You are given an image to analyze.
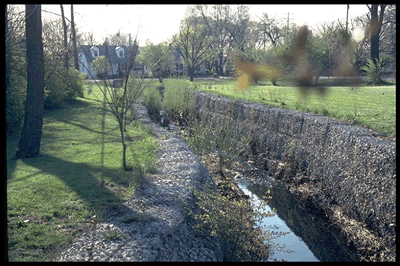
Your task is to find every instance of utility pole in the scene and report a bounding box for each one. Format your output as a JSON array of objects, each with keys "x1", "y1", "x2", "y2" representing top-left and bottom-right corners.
[{"x1": 285, "y1": 12, "x2": 294, "y2": 42}]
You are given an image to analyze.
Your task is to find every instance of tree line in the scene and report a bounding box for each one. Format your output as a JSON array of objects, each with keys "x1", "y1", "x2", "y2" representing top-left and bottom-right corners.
[
  {"x1": 136, "y1": 5, "x2": 395, "y2": 85},
  {"x1": 172, "y1": 5, "x2": 395, "y2": 84}
]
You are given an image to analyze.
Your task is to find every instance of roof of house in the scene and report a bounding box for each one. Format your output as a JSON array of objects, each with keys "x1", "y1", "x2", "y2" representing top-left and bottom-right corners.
[{"x1": 79, "y1": 45, "x2": 134, "y2": 64}]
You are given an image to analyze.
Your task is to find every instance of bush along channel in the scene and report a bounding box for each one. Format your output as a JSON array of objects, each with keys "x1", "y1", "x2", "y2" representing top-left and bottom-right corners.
[{"x1": 142, "y1": 83, "x2": 395, "y2": 262}]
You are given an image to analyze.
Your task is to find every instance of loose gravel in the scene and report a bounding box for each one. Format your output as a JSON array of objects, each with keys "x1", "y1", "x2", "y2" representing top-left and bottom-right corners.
[{"x1": 56, "y1": 103, "x2": 223, "y2": 262}]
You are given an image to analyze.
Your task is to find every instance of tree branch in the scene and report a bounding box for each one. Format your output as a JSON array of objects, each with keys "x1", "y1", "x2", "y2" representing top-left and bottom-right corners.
[{"x1": 42, "y1": 9, "x2": 72, "y2": 24}]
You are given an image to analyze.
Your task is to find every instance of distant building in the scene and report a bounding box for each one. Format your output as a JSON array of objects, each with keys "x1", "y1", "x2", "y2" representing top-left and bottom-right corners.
[
  {"x1": 78, "y1": 45, "x2": 149, "y2": 79},
  {"x1": 78, "y1": 44, "x2": 211, "y2": 79}
]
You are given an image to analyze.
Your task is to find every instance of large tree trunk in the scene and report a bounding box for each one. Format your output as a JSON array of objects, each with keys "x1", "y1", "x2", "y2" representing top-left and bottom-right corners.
[
  {"x1": 71, "y1": 4, "x2": 79, "y2": 71},
  {"x1": 16, "y1": 4, "x2": 44, "y2": 158},
  {"x1": 369, "y1": 4, "x2": 386, "y2": 63},
  {"x1": 370, "y1": 5, "x2": 379, "y2": 62},
  {"x1": 60, "y1": 4, "x2": 69, "y2": 69}
]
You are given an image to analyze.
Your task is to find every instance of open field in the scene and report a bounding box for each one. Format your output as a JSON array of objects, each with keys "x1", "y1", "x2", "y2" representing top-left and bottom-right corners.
[
  {"x1": 7, "y1": 85, "x2": 158, "y2": 261},
  {"x1": 191, "y1": 78, "x2": 396, "y2": 139}
]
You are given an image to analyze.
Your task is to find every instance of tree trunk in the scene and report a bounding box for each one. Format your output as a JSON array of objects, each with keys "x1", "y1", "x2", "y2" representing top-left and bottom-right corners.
[
  {"x1": 119, "y1": 120, "x2": 128, "y2": 171},
  {"x1": 16, "y1": 4, "x2": 44, "y2": 158},
  {"x1": 370, "y1": 5, "x2": 379, "y2": 62},
  {"x1": 369, "y1": 4, "x2": 386, "y2": 63},
  {"x1": 71, "y1": 4, "x2": 79, "y2": 71},
  {"x1": 5, "y1": 5, "x2": 12, "y2": 92},
  {"x1": 220, "y1": 52, "x2": 224, "y2": 76},
  {"x1": 60, "y1": 4, "x2": 69, "y2": 69},
  {"x1": 189, "y1": 68, "x2": 194, "y2": 82}
]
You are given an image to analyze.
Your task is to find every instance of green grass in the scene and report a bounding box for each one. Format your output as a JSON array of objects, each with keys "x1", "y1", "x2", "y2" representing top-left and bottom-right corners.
[
  {"x1": 192, "y1": 78, "x2": 396, "y2": 139},
  {"x1": 7, "y1": 84, "x2": 158, "y2": 261}
]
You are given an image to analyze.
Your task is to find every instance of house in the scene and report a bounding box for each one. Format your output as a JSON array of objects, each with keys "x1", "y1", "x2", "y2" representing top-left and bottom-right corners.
[
  {"x1": 78, "y1": 45, "x2": 149, "y2": 79},
  {"x1": 78, "y1": 44, "x2": 209, "y2": 79}
]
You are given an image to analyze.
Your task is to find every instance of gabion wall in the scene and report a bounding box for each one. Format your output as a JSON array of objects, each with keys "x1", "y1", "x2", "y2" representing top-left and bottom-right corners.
[{"x1": 193, "y1": 91, "x2": 396, "y2": 251}]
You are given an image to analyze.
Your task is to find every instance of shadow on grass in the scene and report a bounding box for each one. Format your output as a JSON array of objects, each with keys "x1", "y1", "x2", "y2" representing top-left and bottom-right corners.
[
  {"x1": 55, "y1": 118, "x2": 118, "y2": 136},
  {"x1": 9, "y1": 153, "x2": 136, "y2": 218},
  {"x1": 43, "y1": 98, "x2": 121, "y2": 139},
  {"x1": 7, "y1": 97, "x2": 142, "y2": 217}
]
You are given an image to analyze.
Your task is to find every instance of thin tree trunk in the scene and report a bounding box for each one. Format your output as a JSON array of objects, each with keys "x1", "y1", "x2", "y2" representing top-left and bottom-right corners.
[
  {"x1": 5, "y1": 5, "x2": 12, "y2": 92},
  {"x1": 219, "y1": 52, "x2": 224, "y2": 76},
  {"x1": 60, "y1": 4, "x2": 69, "y2": 69},
  {"x1": 119, "y1": 41, "x2": 138, "y2": 171},
  {"x1": 71, "y1": 4, "x2": 79, "y2": 71},
  {"x1": 16, "y1": 4, "x2": 44, "y2": 158},
  {"x1": 119, "y1": 120, "x2": 128, "y2": 170}
]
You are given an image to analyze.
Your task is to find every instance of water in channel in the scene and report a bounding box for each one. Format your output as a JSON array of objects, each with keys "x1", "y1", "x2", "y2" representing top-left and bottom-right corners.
[{"x1": 235, "y1": 177, "x2": 355, "y2": 262}]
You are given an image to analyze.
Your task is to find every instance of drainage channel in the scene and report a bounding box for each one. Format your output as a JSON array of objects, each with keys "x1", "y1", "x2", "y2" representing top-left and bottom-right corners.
[
  {"x1": 235, "y1": 177, "x2": 356, "y2": 262},
  {"x1": 148, "y1": 109, "x2": 358, "y2": 262}
]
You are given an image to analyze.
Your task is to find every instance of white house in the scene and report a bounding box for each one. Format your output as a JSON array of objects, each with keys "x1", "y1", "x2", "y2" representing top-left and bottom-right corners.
[{"x1": 78, "y1": 45, "x2": 149, "y2": 79}]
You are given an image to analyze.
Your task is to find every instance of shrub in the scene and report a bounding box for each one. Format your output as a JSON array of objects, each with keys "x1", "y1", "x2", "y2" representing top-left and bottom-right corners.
[
  {"x1": 44, "y1": 72, "x2": 66, "y2": 109},
  {"x1": 162, "y1": 80, "x2": 196, "y2": 125},
  {"x1": 183, "y1": 103, "x2": 252, "y2": 178},
  {"x1": 142, "y1": 85, "x2": 163, "y2": 122},
  {"x1": 44, "y1": 68, "x2": 86, "y2": 109},
  {"x1": 6, "y1": 54, "x2": 27, "y2": 134},
  {"x1": 361, "y1": 58, "x2": 388, "y2": 86},
  {"x1": 6, "y1": 70, "x2": 27, "y2": 134},
  {"x1": 64, "y1": 68, "x2": 85, "y2": 100},
  {"x1": 191, "y1": 188, "x2": 275, "y2": 261}
]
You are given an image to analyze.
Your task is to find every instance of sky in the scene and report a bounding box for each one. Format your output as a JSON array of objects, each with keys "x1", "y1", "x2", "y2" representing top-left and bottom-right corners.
[{"x1": 38, "y1": 4, "x2": 370, "y2": 45}]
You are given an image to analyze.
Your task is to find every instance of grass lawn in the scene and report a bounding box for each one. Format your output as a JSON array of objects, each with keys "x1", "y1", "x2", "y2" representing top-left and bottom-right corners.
[
  {"x1": 6, "y1": 84, "x2": 158, "y2": 261},
  {"x1": 191, "y1": 78, "x2": 396, "y2": 139}
]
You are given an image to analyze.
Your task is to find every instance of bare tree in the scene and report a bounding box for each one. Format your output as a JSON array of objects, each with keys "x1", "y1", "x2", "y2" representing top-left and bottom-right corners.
[
  {"x1": 80, "y1": 38, "x2": 153, "y2": 170},
  {"x1": 82, "y1": 32, "x2": 97, "y2": 46},
  {"x1": 255, "y1": 13, "x2": 284, "y2": 48},
  {"x1": 106, "y1": 30, "x2": 130, "y2": 46},
  {"x1": 16, "y1": 4, "x2": 45, "y2": 158}
]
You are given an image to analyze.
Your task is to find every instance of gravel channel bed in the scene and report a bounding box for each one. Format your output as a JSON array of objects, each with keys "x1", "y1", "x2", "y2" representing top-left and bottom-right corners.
[{"x1": 56, "y1": 103, "x2": 222, "y2": 262}]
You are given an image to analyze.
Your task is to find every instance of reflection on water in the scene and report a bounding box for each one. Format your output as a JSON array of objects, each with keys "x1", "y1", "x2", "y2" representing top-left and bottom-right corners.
[{"x1": 236, "y1": 177, "x2": 357, "y2": 262}]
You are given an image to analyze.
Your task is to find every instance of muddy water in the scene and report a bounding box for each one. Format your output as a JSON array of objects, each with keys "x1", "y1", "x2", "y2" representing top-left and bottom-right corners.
[{"x1": 235, "y1": 177, "x2": 356, "y2": 262}]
